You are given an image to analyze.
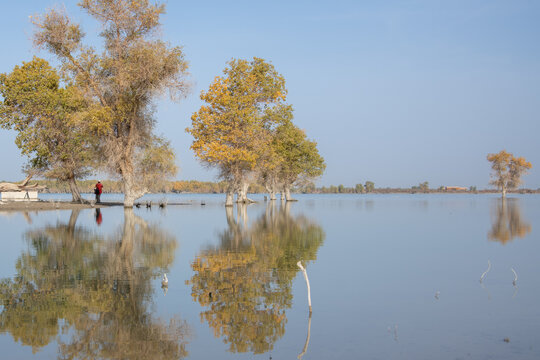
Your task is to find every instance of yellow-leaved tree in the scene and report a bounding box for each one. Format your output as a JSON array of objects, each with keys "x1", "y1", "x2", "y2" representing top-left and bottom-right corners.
[
  {"x1": 487, "y1": 150, "x2": 532, "y2": 197},
  {"x1": 187, "y1": 58, "x2": 286, "y2": 206}
]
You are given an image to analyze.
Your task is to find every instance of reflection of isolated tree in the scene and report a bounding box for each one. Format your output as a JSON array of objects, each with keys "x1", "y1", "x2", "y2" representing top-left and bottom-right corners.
[
  {"x1": 488, "y1": 198, "x2": 531, "y2": 244},
  {"x1": 0, "y1": 209, "x2": 189, "y2": 358},
  {"x1": 188, "y1": 203, "x2": 324, "y2": 354}
]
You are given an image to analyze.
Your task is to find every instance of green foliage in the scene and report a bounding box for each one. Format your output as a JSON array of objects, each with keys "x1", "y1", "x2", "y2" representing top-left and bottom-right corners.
[
  {"x1": 0, "y1": 57, "x2": 95, "y2": 183},
  {"x1": 364, "y1": 181, "x2": 375, "y2": 193},
  {"x1": 412, "y1": 181, "x2": 429, "y2": 192},
  {"x1": 270, "y1": 109, "x2": 325, "y2": 189},
  {"x1": 355, "y1": 183, "x2": 364, "y2": 193}
]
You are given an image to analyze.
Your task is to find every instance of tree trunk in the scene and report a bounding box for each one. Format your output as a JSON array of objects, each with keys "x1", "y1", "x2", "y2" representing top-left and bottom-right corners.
[
  {"x1": 225, "y1": 190, "x2": 234, "y2": 207},
  {"x1": 265, "y1": 180, "x2": 278, "y2": 201},
  {"x1": 67, "y1": 176, "x2": 83, "y2": 203},
  {"x1": 502, "y1": 186, "x2": 507, "y2": 198},
  {"x1": 122, "y1": 171, "x2": 147, "y2": 207},
  {"x1": 284, "y1": 186, "x2": 293, "y2": 201},
  {"x1": 236, "y1": 181, "x2": 255, "y2": 203}
]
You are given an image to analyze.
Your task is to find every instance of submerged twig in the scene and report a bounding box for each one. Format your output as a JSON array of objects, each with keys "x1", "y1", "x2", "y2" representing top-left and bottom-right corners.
[{"x1": 480, "y1": 260, "x2": 491, "y2": 283}]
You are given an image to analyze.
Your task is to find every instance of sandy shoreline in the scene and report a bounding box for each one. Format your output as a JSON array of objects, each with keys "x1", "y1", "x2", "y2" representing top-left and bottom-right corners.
[
  {"x1": 0, "y1": 200, "x2": 120, "y2": 211},
  {"x1": 0, "y1": 199, "x2": 194, "y2": 211}
]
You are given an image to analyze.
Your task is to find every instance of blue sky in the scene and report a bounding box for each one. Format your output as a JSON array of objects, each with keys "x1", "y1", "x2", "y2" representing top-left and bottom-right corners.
[{"x1": 1, "y1": 0, "x2": 539, "y2": 189}]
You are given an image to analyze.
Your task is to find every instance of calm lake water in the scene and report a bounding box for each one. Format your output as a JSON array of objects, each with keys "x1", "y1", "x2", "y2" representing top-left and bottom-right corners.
[{"x1": 0, "y1": 193, "x2": 539, "y2": 359}]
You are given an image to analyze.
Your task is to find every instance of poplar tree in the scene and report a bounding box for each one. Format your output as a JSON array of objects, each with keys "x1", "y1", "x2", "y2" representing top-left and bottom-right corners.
[
  {"x1": 188, "y1": 58, "x2": 286, "y2": 206},
  {"x1": 272, "y1": 117, "x2": 325, "y2": 201},
  {"x1": 0, "y1": 57, "x2": 97, "y2": 202},
  {"x1": 33, "y1": 0, "x2": 189, "y2": 206},
  {"x1": 487, "y1": 150, "x2": 532, "y2": 197}
]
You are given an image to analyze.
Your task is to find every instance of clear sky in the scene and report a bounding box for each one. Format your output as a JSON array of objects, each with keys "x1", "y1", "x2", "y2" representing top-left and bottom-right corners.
[{"x1": 1, "y1": 0, "x2": 539, "y2": 189}]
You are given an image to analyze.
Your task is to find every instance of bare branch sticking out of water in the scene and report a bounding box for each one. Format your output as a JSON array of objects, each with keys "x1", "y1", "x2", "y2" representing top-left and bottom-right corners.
[
  {"x1": 511, "y1": 267, "x2": 518, "y2": 286},
  {"x1": 480, "y1": 260, "x2": 491, "y2": 283},
  {"x1": 297, "y1": 261, "x2": 312, "y2": 314}
]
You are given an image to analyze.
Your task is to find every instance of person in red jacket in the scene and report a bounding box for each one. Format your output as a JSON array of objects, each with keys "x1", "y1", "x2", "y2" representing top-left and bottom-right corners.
[{"x1": 94, "y1": 181, "x2": 103, "y2": 203}]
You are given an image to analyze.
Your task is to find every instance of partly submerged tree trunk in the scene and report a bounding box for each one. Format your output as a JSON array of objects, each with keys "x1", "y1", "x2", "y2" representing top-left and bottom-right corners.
[
  {"x1": 67, "y1": 176, "x2": 83, "y2": 203},
  {"x1": 225, "y1": 189, "x2": 234, "y2": 207},
  {"x1": 284, "y1": 186, "x2": 294, "y2": 201},
  {"x1": 237, "y1": 181, "x2": 255, "y2": 203},
  {"x1": 502, "y1": 186, "x2": 507, "y2": 198},
  {"x1": 121, "y1": 164, "x2": 147, "y2": 208},
  {"x1": 237, "y1": 181, "x2": 248, "y2": 203},
  {"x1": 265, "y1": 179, "x2": 278, "y2": 201}
]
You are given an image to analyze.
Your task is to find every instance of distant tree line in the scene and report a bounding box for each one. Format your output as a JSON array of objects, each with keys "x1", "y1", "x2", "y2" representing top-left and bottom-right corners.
[{"x1": 28, "y1": 179, "x2": 539, "y2": 195}]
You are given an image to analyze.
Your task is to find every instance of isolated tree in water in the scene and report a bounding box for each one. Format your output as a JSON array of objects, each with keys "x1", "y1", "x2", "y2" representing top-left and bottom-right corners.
[
  {"x1": 188, "y1": 58, "x2": 286, "y2": 206},
  {"x1": 487, "y1": 150, "x2": 532, "y2": 197},
  {"x1": 0, "y1": 57, "x2": 99, "y2": 202},
  {"x1": 33, "y1": 0, "x2": 188, "y2": 206}
]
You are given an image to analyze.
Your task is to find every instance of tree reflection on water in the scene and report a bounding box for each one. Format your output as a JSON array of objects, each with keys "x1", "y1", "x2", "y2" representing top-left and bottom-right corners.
[
  {"x1": 0, "y1": 209, "x2": 190, "y2": 359},
  {"x1": 188, "y1": 202, "x2": 325, "y2": 355},
  {"x1": 488, "y1": 198, "x2": 531, "y2": 244}
]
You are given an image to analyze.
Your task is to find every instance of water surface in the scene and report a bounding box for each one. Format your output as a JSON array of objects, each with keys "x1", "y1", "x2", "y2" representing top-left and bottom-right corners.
[{"x1": 0, "y1": 194, "x2": 539, "y2": 359}]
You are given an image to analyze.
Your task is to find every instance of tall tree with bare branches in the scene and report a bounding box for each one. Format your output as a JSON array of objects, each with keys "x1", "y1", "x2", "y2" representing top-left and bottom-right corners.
[{"x1": 33, "y1": 0, "x2": 189, "y2": 206}]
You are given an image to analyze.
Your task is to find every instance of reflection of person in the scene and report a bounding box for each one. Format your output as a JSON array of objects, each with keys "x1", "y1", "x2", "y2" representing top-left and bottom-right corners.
[
  {"x1": 94, "y1": 181, "x2": 103, "y2": 203},
  {"x1": 95, "y1": 208, "x2": 102, "y2": 226}
]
